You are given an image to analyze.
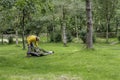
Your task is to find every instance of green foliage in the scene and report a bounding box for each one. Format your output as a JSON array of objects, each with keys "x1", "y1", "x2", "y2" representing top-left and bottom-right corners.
[
  {"x1": 117, "y1": 35, "x2": 120, "y2": 42},
  {"x1": 0, "y1": 0, "x2": 120, "y2": 45},
  {"x1": 79, "y1": 30, "x2": 96, "y2": 43},
  {"x1": 66, "y1": 32, "x2": 72, "y2": 42},
  {"x1": 54, "y1": 32, "x2": 62, "y2": 42},
  {"x1": 50, "y1": 31, "x2": 72, "y2": 43},
  {"x1": 50, "y1": 32, "x2": 61, "y2": 42},
  {"x1": 93, "y1": 0, "x2": 119, "y2": 33},
  {"x1": 0, "y1": 0, "x2": 15, "y2": 9},
  {"x1": 79, "y1": 30, "x2": 87, "y2": 43},
  {"x1": 93, "y1": 35, "x2": 96, "y2": 43},
  {"x1": 8, "y1": 36, "x2": 14, "y2": 44}
]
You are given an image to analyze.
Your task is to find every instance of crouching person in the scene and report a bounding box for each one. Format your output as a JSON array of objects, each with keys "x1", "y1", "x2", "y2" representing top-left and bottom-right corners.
[
  {"x1": 26, "y1": 35, "x2": 54, "y2": 57},
  {"x1": 27, "y1": 35, "x2": 39, "y2": 57}
]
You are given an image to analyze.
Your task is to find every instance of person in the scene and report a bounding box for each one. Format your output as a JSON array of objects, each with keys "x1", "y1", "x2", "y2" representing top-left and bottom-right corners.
[
  {"x1": 27, "y1": 35, "x2": 39, "y2": 47},
  {"x1": 26, "y1": 35, "x2": 54, "y2": 57},
  {"x1": 26, "y1": 35, "x2": 39, "y2": 56}
]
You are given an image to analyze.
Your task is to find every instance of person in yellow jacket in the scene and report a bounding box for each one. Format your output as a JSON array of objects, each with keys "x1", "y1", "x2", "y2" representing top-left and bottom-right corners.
[
  {"x1": 26, "y1": 35, "x2": 39, "y2": 56},
  {"x1": 26, "y1": 35, "x2": 54, "y2": 57},
  {"x1": 27, "y1": 35, "x2": 39, "y2": 47}
]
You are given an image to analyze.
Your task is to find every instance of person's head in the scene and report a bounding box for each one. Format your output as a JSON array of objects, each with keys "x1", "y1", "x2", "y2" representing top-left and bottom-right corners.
[{"x1": 36, "y1": 36, "x2": 39, "y2": 41}]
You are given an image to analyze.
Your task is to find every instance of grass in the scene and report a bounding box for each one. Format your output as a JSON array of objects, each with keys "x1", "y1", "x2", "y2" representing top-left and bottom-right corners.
[{"x1": 0, "y1": 42, "x2": 120, "y2": 80}]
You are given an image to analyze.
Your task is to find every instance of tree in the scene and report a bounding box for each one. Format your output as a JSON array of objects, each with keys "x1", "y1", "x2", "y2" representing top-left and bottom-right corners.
[
  {"x1": 86, "y1": 0, "x2": 93, "y2": 48},
  {"x1": 15, "y1": 0, "x2": 36, "y2": 49},
  {"x1": 93, "y1": 0, "x2": 119, "y2": 43},
  {"x1": 0, "y1": 0, "x2": 16, "y2": 44},
  {"x1": 14, "y1": 12, "x2": 20, "y2": 46},
  {"x1": 61, "y1": 5, "x2": 67, "y2": 46}
]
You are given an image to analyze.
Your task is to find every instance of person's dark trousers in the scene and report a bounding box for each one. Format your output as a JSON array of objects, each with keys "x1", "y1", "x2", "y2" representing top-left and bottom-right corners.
[{"x1": 27, "y1": 43, "x2": 34, "y2": 56}]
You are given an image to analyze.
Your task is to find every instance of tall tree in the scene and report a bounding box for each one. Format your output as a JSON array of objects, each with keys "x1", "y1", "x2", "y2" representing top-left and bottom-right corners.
[
  {"x1": 14, "y1": 12, "x2": 20, "y2": 46},
  {"x1": 86, "y1": 0, "x2": 93, "y2": 48},
  {"x1": 61, "y1": 6, "x2": 67, "y2": 46},
  {"x1": 15, "y1": 0, "x2": 36, "y2": 49}
]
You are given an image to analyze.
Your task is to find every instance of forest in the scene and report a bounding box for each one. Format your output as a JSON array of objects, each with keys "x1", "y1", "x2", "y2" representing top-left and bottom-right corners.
[{"x1": 0, "y1": 0, "x2": 120, "y2": 48}]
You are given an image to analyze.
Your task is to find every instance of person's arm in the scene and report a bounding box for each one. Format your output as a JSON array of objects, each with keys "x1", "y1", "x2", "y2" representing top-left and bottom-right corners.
[
  {"x1": 35, "y1": 36, "x2": 39, "y2": 47},
  {"x1": 35, "y1": 41, "x2": 38, "y2": 47}
]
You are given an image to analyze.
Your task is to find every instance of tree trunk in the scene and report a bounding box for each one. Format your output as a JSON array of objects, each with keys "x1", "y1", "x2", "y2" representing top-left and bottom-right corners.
[
  {"x1": 75, "y1": 16, "x2": 79, "y2": 40},
  {"x1": 115, "y1": 19, "x2": 119, "y2": 37},
  {"x1": 62, "y1": 22, "x2": 67, "y2": 46},
  {"x1": 86, "y1": 0, "x2": 93, "y2": 49},
  {"x1": 22, "y1": 9, "x2": 26, "y2": 50},
  {"x1": 62, "y1": 6, "x2": 67, "y2": 47},
  {"x1": 1, "y1": 32, "x2": 4, "y2": 44},
  {"x1": 106, "y1": 20, "x2": 109, "y2": 43},
  {"x1": 15, "y1": 29, "x2": 19, "y2": 46},
  {"x1": 60, "y1": 19, "x2": 63, "y2": 42},
  {"x1": 46, "y1": 27, "x2": 49, "y2": 42},
  {"x1": 52, "y1": 25, "x2": 55, "y2": 42}
]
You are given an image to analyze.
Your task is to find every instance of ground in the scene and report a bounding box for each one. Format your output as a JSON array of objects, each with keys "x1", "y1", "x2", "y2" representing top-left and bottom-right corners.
[{"x1": 0, "y1": 42, "x2": 120, "y2": 80}]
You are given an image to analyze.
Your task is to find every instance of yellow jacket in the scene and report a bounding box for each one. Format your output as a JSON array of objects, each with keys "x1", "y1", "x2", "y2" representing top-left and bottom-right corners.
[{"x1": 27, "y1": 35, "x2": 39, "y2": 47}]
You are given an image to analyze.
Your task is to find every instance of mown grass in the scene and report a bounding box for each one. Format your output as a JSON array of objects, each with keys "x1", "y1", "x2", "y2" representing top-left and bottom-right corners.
[{"x1": 0, "y1": 42, "x2": 120, "y2": 80}]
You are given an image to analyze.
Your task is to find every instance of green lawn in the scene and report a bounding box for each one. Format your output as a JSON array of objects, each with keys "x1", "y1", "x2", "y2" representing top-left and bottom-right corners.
[{"x1": 0, "y1": 43, "x2": 120, "y2": 80}]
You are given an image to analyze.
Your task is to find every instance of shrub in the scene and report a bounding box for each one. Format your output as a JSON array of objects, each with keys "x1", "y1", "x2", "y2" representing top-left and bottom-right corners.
[
  {"x1": 79, "y1": 30, "x2": 96, "y2": 43},
  {"x1": 8, "y1": 36, "x2": 14, "y2": 44},
  {"x1": 79, "y1": 30, "x2": 87, "y2": 43},
  {"x1": 67, "y1": 32, "x2": 72, "y2": 42},
  {"x1": 93, "y1": 35, "x2": 96, "y2": 43},
  {"x1": 50, "y1": 32, "x2": 61, "y2": 42},
  {"x1": 50, "y1": 31, "x2": 72, "y2": 43},
  {"x1": 117, "y1": 35, "x2": 120, "y2": 42},
  {"x1": 54, "y1": 32, "x2": 61, "y2": 42}
]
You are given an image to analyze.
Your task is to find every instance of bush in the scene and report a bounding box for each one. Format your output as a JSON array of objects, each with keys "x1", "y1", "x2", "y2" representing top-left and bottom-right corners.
[
  {"x1": 54, "y1": 32, "x2": 62, "y2": 42},
  {"x1": 50, "y1": 31, "x2": 72, "y2": 43},
  {"x1": 8, "y1": 36, "x2": 14, "y2": 44},
  {"x1": 79, "y1": 30, "x2": 87, "y2": 43},
  {"x1": 50, "y1": 32, "x2": 72, "y2": 43},
  {"x1": 117, "y1": 35, "x2": 120, "y2": 42},
  {"x1": 67, "y1": 32, "x2": 72, "y2": 42},
  {"x1": 50, "y1": 32, "x2": 61, "y2": 42},
  {"x1": 93, "y1": 35, "x2": 96, "y2": 43},
  {"x1": 96, "y1": 32, "x2": 116, "y2": 38},
  {"x1": 79, "y1": 30, "x2": 96, "y2": 43}
]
